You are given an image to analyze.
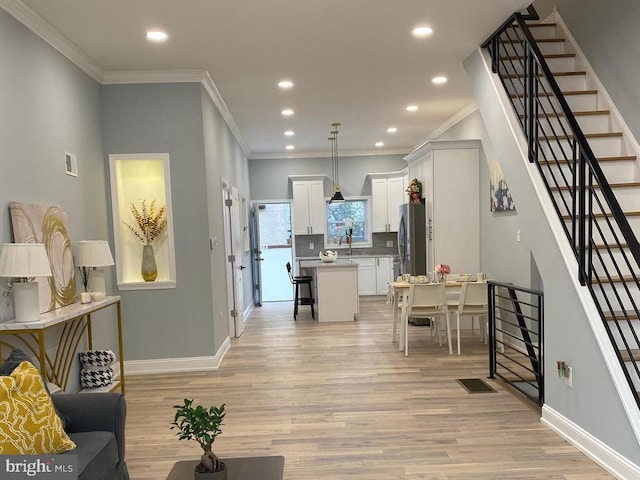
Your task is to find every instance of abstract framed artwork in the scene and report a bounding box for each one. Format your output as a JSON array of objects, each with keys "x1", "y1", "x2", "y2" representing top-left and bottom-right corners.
[
  {"x1": 489, "y1": 161, "x2": 515, "y2": 212},
  {"x1": 9, "y1": 202, "x2": 77, "y2": 313}
]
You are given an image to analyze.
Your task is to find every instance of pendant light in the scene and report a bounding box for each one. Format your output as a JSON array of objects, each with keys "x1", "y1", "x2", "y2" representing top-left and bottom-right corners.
[{"x1": 330, "y1": 122, "x2": 344, "y2": 203}]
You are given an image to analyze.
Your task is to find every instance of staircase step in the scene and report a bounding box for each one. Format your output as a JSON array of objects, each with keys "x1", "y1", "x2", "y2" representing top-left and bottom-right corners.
[
  {"x1": 510, "y1": 89, "x2": 598, "y2": 99},
  {"x1": 504, "y1": 71, "x2": 586, "y2": 79},
  {"x1": 538, "y1": 132, "x2": 623, "y2": 141},
  {"x1": 620, "y1": 349, "x2": 640, "y2": 362},
  {"x1": 550, "y1": 182, "x2": 640, "y2": 192},
  {"x1": 561, "y1": 211, "x2": 640, "y2": 220},
  {"x1": 593, "y1": 274, "x2": 639, "y2": 284},
  {"x1": 604, "y1": 311, "x2": 639, "y2": 321},
  {"x1": 540, "y1": 155, "x2": 636, "y2": 164},
  {"x1": 504, "y1": 38, "x2": 565, "y2": 44},
  {"x1": 521, "y1": 110, "x2": 610, "y2": 119},
  {"x1": 501, "y1": 53, "x2": 575, "y2": 61}
]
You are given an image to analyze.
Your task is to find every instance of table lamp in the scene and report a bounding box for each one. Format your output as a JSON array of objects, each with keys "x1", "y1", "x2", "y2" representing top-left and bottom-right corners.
[
  {"x1": 0, "y1": 243, "x2": 52, "y2": 322},
  {"x1": 76, "y1": 240, "x2": 114, "y2": 294}
]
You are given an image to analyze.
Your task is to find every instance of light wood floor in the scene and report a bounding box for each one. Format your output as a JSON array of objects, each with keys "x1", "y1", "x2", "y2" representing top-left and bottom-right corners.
[{"x1": 124, "y1": 298, "x2": 613, "y2": 479}]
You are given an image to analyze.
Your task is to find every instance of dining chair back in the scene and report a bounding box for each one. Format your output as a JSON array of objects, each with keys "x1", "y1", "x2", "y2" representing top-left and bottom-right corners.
[
  {"x1": 455, "y1": 281, "x2": 489, "y2": 354},
  {"x1": 405, "y1": 283, "x2": 452, "y2": 356}
]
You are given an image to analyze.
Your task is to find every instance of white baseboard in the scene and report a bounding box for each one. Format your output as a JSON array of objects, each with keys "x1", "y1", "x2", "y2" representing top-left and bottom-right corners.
[
  {"x1": 124, "y1": 337, "x2": 231, "y2": 375},
  {"x1": 542, "y1": 405, "x2": 640, "y2": 479}
]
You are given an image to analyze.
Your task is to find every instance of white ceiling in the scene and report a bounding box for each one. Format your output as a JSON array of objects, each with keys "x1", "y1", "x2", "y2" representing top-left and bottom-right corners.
[{"x1": 12, "y1": 0, "x2": 530, "y2": 158}]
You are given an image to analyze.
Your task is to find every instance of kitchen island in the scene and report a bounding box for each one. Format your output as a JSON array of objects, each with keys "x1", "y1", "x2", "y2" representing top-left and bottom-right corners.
[{"x1": 298, "y1": 260, "x2": 359, "y2": 322}]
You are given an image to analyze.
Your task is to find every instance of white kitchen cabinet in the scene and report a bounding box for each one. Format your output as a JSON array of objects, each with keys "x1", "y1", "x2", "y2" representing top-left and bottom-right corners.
[
  {"x1": 351, "y1": 256, "x2": 394, "y2": 296},
  {"x1": 369, "y1": 173, "x2": 405, "y2": 232},
  {"x1": 353, "y1": 257, "x2": 376, "y2": 295},
  {"x1": 405, "y1": 140, "x2": 480, "y2": 276},
  {"x1": 375, "y1": 257, "x2": 393, "y2": 294},
  {"x1": 290, "y1": 176, "x2": 326, "y2": 235}
]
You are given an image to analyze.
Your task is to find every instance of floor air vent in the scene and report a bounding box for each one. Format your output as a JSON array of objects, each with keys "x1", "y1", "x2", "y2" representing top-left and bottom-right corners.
[{"x1": 456, "y1": 378, "x2": 496, "y2": 394}]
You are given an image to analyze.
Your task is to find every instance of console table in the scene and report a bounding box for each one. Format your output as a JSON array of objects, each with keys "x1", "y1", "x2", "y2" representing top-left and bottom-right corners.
[{"x1": 0, "y1": 296, "x2": 124, "y2": 394}]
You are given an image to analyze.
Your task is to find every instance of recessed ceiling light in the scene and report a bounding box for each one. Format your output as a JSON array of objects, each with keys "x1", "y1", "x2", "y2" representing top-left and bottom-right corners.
[
  {"x1": 146, "y1": 30, "x2": 168, "y2": 42},
  {"x1": 432, "y1": 75, "x2": 448, "y2": 85},
  {"x1": 375, "y1": 142, "x2": 384, "y2": 147},
  {"x1": 281, "y1": 109, "x2": 294, "y2": 116},
  {"x1": 387, "y1": 127, "x2": 398, "y2": 133},
  {"x1": 406, "y1": 105, "x2": 418, "y2": 112},
  {"x1": 285, "y1": 145, "x2": 295, "y2": 150},
  {"x1": 412, "y1": 26, "x2": 433, "y2": 37},
  {"x1": 278, "y1": 80, "x2": 294, "y2": 89},
  {"x1": 284, "y1": 130, "x2": 295, "y2": 136}
]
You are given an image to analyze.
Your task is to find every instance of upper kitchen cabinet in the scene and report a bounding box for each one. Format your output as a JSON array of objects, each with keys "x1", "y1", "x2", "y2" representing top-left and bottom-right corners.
[
  {"x1": 405, "y1": 140, "x2": 480, "y2": 276},
  {"x1": 368, "y1": 172, "x2": 405, "y2": 233},
  {"x1": 289, "y1": 175, "x2": 326, "y2": 235}
]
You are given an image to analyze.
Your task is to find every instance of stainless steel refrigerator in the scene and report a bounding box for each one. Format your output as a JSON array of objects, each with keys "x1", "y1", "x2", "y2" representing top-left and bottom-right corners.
[{"x1": 397, "y1": 203, "x2": 427, "y2": 275}]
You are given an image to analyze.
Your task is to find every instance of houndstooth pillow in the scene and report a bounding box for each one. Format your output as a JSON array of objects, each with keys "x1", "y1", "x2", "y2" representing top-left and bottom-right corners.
[
  {"x1": 79, "y1": 350, "x2": 115, "y2": 368},
  {"x1": 80, "y1": 367, "x2": 113, "y2": 389}
]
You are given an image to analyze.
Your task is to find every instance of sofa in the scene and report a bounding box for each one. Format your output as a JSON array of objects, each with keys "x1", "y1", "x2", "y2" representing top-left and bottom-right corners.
[{"x1": 53, "y1": 392, "x2": 130, "y2": 480}]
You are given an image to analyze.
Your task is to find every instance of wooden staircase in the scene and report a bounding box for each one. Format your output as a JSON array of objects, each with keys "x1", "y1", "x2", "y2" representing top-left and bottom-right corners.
[{"x1": 487, "y1": 16, "x2": 640, "y2": 396}]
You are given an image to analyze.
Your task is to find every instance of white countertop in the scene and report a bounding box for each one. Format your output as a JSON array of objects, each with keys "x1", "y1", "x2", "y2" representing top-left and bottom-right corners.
[{"x1": 299, "y1": 259, "x2": 358, "y2": 269}]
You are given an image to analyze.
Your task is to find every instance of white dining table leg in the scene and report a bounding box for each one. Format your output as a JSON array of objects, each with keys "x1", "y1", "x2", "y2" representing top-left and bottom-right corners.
[{"x1": 392, "y1": 290, "x2": 400, "y2": 343}]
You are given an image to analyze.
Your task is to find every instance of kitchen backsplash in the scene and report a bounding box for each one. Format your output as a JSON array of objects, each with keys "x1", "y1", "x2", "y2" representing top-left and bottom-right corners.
[{"x1": 295, "y1": 232, "x2": 398, "y2": 258}]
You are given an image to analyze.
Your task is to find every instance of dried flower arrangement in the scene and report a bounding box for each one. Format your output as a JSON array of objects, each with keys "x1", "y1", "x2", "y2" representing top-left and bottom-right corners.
[{"x1": 122, "y1": 199, "x2": 168, "y2": 245}]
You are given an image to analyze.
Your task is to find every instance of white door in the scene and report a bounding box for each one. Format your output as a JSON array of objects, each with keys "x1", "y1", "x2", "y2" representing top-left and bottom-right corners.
[
  {"x1": 230, "y1": 186, "x2": 245, "y2": 337},
  {"x1": 222, "y1": 181, "x2": 245, "y2": 338}
]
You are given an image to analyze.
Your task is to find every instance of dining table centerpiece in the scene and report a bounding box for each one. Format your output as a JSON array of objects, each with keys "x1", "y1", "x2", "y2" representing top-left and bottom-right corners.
[
  {"x1": 122, "y1": 199, "x2": 168, "y2": 282},
  {"x1": 406, "y1": 178, "x2": 423, "y2": 204},
  {"x1": 435, "y1": 263, "x2": 451, "y2": 282}
]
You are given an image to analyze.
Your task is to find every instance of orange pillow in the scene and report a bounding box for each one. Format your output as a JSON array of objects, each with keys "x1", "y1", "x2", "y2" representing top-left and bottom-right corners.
[{"x1": 0, "y1": 361, "x2": 76, "y2": 454}]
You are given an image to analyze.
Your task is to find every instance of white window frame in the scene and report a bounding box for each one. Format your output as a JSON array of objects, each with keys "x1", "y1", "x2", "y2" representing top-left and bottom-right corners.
[{"x1": 324, "y1": 196, "x2": 372, "y2": 250}]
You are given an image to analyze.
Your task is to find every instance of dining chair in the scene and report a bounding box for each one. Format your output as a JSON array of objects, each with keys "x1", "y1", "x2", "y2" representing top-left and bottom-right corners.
[
  {"x1": 404, "y1": 283, "x2": 452, "y2": 356},
  {"x1": 453, "y1": 281, "x2": 489, "y2": 354},
  {"x1": 286, "y1": 262, "x2": 315, "y2": 320}
]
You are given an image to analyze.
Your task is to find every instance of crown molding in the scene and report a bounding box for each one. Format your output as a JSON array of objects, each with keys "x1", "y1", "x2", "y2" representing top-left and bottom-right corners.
[
  {"x1": 249, "y1": 147, "x2": 410, "y2": 160},
  {"x1": 0, "y1": 0, "x2": 104, "y2": 81}
]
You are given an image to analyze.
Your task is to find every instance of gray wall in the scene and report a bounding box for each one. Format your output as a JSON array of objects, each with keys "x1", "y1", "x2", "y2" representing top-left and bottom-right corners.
[
  {"x1": 249, "y1": 154, "x2": 407, "y2": 200},
  {"x1": 102, "y1": 83, "x2": 218, "y2": 360},
  {"x1": 0, "y1": 10, "x2": 115, "y2": 390},
  {"x1": 534, "y1": 0, "x2": 640, "y2": 142}
]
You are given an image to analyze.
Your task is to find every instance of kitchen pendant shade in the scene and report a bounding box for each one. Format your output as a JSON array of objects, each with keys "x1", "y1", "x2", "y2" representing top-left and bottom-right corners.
[
  {"x1": 76, "y1": 240, "x2": 114, "y2": 267},
  {"x1": 330, "y1": 189, "x2": 345, "y2": 203},
  {"x1": 0, "y1": 243, "x2": 52, "y2": 278}
]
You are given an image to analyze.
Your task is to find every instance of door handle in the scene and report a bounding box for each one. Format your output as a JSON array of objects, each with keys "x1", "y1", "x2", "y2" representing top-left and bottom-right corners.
[{"x1": 240, "y1": 265, "x2": 246, "y2": 270}]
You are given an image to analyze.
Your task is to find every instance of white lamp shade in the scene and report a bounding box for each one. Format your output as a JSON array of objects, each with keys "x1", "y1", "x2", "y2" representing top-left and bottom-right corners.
[
  {"x1": 76, "y1": 240, "x2": 114, "y2": 267},
  {"x1": 0, "y1": 243, "x2": 52, "y2": 278}
]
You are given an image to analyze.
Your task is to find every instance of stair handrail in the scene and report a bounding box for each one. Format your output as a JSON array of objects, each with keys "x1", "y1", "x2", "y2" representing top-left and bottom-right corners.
[{"x1": 482, "y1": 10, "x2": 640, "y2": 287}]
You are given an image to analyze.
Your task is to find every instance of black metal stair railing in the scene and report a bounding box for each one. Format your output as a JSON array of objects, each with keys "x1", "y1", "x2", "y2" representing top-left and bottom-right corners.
[
  {"x1": 482, "y1": 7, "x2": 640, "y2": 407},
  {"x1": 488, "y1": 281, "x2": 544, "y2": 405}
]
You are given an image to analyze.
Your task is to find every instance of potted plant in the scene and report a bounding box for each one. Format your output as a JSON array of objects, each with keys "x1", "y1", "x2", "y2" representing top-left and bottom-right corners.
[{"x1": 171, "y1": 399, "x2": 227, "y2": 479}]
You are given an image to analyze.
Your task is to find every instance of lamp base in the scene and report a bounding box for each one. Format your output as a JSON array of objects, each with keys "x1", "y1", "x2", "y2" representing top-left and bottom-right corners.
[
  {"x1": 87, "y1": 268, "x2": 106, "y2": 295},
  {"x1": 13, "y1": 282, "x2": 42, "y2": 323}
]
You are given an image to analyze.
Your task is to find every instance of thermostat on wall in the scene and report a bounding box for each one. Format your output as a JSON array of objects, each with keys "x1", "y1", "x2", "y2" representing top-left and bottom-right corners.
[{"x1": 65, "y1": 152, "x2": 78, "y2": 177}]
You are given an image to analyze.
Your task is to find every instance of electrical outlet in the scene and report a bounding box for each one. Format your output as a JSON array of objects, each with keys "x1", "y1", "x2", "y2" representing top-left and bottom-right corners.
[
  {"x1": 386, "y1": 240, "x2": 393, "y2": 247},
  {"x1": 565, "y1": 366, "x2": 573, "y2": 387},
  {"x1": 309, "y1": 243, "x2": 314, "y2": 250},
  {"x1": 517, "y1": 229, "x2": 521, "y2": 242}
]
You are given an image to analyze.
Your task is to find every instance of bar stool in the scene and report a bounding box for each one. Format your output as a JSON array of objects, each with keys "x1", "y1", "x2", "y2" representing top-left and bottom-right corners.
[{"x1": 286, "y1": 262, "x2": 315, "y2": 320}]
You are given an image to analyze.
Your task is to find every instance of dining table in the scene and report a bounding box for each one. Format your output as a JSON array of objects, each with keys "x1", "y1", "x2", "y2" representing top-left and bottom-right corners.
[{"x1": 389, "y1": 280, "x2": 471, "y2": 352}]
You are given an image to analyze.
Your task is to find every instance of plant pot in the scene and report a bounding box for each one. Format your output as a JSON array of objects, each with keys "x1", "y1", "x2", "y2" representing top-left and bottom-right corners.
[
  {"x1": 141, "y1": 244, "x2": 158, "y2": 282},
  {"x1": 194, "y1": 461, "x2": 226, "y2": 480}
]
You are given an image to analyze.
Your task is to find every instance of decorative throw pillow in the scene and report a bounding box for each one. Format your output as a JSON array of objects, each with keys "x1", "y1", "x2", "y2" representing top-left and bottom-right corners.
[
  {"x1": 0, "y1": 361, "x2": 76, "y2": 454},
  {"x1": 0, "y1": 349, "x2": 70, "y2": 430}
]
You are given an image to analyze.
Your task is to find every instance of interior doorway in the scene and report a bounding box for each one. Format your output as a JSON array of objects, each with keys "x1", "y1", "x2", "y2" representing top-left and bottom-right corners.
[{"x1": 251, "y1": 202, "x2": 294, "y2": 303}]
